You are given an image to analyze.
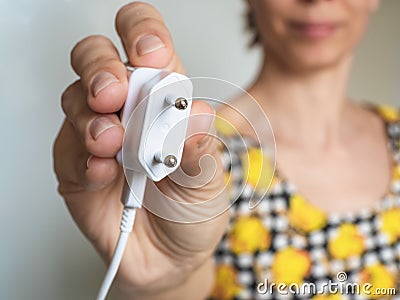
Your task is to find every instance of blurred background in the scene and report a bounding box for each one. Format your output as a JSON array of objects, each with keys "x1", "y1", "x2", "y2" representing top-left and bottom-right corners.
[{"x1": 0, "y1": 0, "x2": 399, "y2": 299}]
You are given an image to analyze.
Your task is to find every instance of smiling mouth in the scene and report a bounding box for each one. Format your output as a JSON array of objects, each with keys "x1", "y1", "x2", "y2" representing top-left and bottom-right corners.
[{"x1": 288, "y1": 21, "x2": 341, "y2": 39}]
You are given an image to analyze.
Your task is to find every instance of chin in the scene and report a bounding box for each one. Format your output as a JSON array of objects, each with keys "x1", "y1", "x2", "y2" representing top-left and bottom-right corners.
[
  {"x1": 293, "y1": 51, "x2": 348, "y2": 73},
  {"x1": 272, "y1": 43, "x2": 353, "y2": 74}
]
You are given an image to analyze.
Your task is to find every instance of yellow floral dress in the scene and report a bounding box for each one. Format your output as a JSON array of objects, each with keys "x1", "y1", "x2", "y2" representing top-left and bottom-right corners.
[{"x1": 210, "y1": 105, "x2": 400, "y2": 300}]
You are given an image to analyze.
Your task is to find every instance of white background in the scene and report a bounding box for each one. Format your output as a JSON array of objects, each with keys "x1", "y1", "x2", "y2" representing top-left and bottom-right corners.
[{"x1": 0, "y1": 0, "x2": 399, "y2": 299}]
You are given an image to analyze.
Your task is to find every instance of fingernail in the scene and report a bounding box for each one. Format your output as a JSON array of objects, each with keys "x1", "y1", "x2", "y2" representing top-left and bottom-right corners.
[
  {"x1": 86, "y1": 155, "x2": 93, "y2": 169},
  {"x1": 91, "y1": 72, "x2": 119, "y2": 97},
  {"x1": 90, "y1": 117, "x2": 118, "y2": 140},
  {"x1": 198, "y1": 116, "x2": 216, "y2": 149},
  {"x1": 136, "y1": 35, "x2": 165, "y2": 56},
  {"x1": 187, "y1": 112, "x2": 215, "y2": 138}
]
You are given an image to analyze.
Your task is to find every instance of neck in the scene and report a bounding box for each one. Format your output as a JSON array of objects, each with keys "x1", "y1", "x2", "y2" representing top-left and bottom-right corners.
[{"x1": 251, "y1": 56, "x2": 354, "y2": 148}]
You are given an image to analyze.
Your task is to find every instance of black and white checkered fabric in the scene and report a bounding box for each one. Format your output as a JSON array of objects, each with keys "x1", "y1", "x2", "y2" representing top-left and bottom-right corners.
[{"x1": 211, "y1": 117, "x2": 400, "y2": 300}]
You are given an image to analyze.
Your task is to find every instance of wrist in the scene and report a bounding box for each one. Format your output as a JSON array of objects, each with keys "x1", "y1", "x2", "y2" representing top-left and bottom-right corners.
[{"x1": 115, "y1": 257, "x2": 214, "y2": 300}]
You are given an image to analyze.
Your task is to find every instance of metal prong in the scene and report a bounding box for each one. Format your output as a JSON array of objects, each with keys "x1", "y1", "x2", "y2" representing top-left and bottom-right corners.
[
  {"x1": 174, "y1": 97, "x2": 188, "y2": 110},
  {"x1": 154, "y1": 152, "x2": 163, "y2": 163},
  {"x1": 163, "y1": 155, "x2": 178, "y2": 168},
  {"x1": 154, "y1": 153, "x2": 178, "y2": 168}
]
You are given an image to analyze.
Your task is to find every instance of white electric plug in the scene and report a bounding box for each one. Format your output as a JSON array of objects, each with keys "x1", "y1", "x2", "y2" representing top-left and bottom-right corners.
[
  {"x1": 117, "y1": 67, "x2": 192, "y2": 208},
  {"x1": 96, "y1": 67, "x2": 193, "y2": 300},
  {"x1": 118, "y1": 67, "x2": 193, "y2": 181}
]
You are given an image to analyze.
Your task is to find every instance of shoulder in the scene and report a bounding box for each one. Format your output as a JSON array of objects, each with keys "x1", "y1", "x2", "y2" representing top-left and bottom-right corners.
[
  {"x1": 374, "y1": 104, "x2": 400, "y2": 123},
  {"x1": 373, "y1": 103, "x2": 400, "y2": 155},
  {"x1": 215, "y1": 96, "x2": 258, "y2": 139}
]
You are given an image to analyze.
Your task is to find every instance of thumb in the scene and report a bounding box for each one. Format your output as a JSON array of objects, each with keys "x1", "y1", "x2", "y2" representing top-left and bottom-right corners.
[
  {"x1": 180, "y1": 101, "x2": 218, "y2": 178},
  {"x1": 116, "y1": 2, "x2": 185, "y2": 73}
]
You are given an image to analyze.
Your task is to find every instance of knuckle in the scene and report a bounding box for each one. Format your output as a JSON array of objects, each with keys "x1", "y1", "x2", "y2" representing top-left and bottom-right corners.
[
  {"x1": 53, "y1": 143, "x2": 67, "y2": 185},
  {"x1": 124, "y1": 17, "x2": 168, "y2": 45},
  {"x1": 52, "y1": 130, "x2": 63, "y2": 169},
  {"x1": 117, "y1": 1, "x2": 159, "y2": 22},
  {"x1": 71, "y1": 35, "x2": 114, "y2": 72},
  {"x1": 52, "y1": 122, "x2": 72, "y2": 182},
  {"x1": 79, "y1": 113, "x2": 90, "y2": 131},
  {"x1": 126, "y1": 17, "x2": 170, "y2": 48},
  {"x1": 136, "y1": 16, "x2": 165, "y2": 30},
  {"x1": 80, "y1": 57, "x2": 123, "y2": 86},
  {"x1": 61, "y1": 81, "x2": 80, "y2": 118},
  {"x1": 116, "y1": 2, "x2": 164, "y2": 34},
  {"x1": 71, "y1": 34, "x2": 109, "y2": 59}
]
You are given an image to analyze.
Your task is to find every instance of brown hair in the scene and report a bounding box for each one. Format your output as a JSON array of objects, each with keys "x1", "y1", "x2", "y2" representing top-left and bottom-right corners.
[{"x1": 245, "y1": 6, "x2": 260, "y2": 47}]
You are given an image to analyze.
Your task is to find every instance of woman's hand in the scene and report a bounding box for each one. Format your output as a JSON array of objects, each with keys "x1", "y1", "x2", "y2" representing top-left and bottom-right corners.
[{"x1": 53, "y1": 2, "x2": 229, "y2": 298}]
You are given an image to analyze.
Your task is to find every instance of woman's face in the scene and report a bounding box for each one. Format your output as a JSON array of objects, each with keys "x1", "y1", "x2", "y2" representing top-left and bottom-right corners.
[{"x1": 249, "y1": 0, "x2": 380, "y2": 72}]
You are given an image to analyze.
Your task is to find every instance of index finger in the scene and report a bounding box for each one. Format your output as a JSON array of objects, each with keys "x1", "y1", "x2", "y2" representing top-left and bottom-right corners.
[{"x1": 71, "y1": 35, "x2": 128, "y2": 113}]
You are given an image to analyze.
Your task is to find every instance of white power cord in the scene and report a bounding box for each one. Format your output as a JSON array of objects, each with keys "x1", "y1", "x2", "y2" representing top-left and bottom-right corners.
[
  {"x1": 96, "y1": 207, "x2": 137, "y2": 300},
  {"x1": 94, "y1": 67, "x2": 193, "y2": 300},
  {"x1": 96, "y1": 171, "x2": 146, "y2": 300}
]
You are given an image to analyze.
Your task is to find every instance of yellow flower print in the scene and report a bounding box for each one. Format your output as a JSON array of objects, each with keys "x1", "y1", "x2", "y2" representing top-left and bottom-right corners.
[
  {"x1": 241, "y1": 147, "x2": 274, "y2": 192},
  {"x1": 312, "y1": 294, "x2": 344, "y2": 300},
  {"x1": 215, "y1": 116, "x2": 237, "y2": 137},
  {"x1": 289, "y1": 194, "x2": 328, "y2": 233},
  {"x1": 359, "y1": 264, "x2": 396, "y2": 299},
  {"x1": 377, "y1": 105, "x2": 399, "y2": 122},
  {"x1": 393, "y1": 165, "x2": 400, "y2": 180},
  {"x1": 380, "y1": 208, "x2": 400, "y2": 243},
  {"x1": 229, "y1": 216, "x2": 271, "y2": 254},
  {"x1": 271, "y1": 247, "x2": 311, "y2": 285},
  {"x1": 211, "y1": 264, "x2": 243, "y2": 300},
  {"x1": 328, "y1": 224, "x2": 365, "y2": 259}
]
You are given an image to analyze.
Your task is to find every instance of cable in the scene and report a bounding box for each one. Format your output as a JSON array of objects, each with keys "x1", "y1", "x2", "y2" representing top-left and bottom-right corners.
[
  {"x1": 96, "y1": 207, "x2": 136, "y2": 300},
  {"x1": 94, "y1": 67, "x2": 193, "y2": 299},
  {"x1": 96, "y1": 171, "x2": 147, "y2": 300}
]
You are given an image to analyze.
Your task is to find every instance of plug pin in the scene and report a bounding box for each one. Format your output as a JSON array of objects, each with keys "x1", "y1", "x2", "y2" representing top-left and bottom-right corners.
[
  {"x1": 174, "y1": 97, "x2": 188, "y2": 110},
  {"x1": 154, "y1": 152, "x2": 178, "y2": 168},
  {"x1": 163, "y1": 155, "x2": 178, "y2": 168},
  {"x1": 165, "y1": 96, "x2": 189, "y2": 110}
]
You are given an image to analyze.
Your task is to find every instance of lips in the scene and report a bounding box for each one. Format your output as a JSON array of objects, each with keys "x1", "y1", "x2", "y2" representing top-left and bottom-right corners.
[{"x1": 289, "y1": 21, "x2": 340, "y2": 39}]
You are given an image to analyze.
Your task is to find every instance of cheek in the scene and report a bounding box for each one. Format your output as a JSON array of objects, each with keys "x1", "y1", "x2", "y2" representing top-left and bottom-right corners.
[
  {"x1": 251, "y1": 0, "x2": 290, "y2": 35},
  {"x1": 342, "y1": 0, "x2": 375, "y2": 43},
  {"x1": 252, "y1": 6, "x2": 290, "y2": 52},
  {"x1": 341, "y1": 9, "x2": 371, "y2": 52}
]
